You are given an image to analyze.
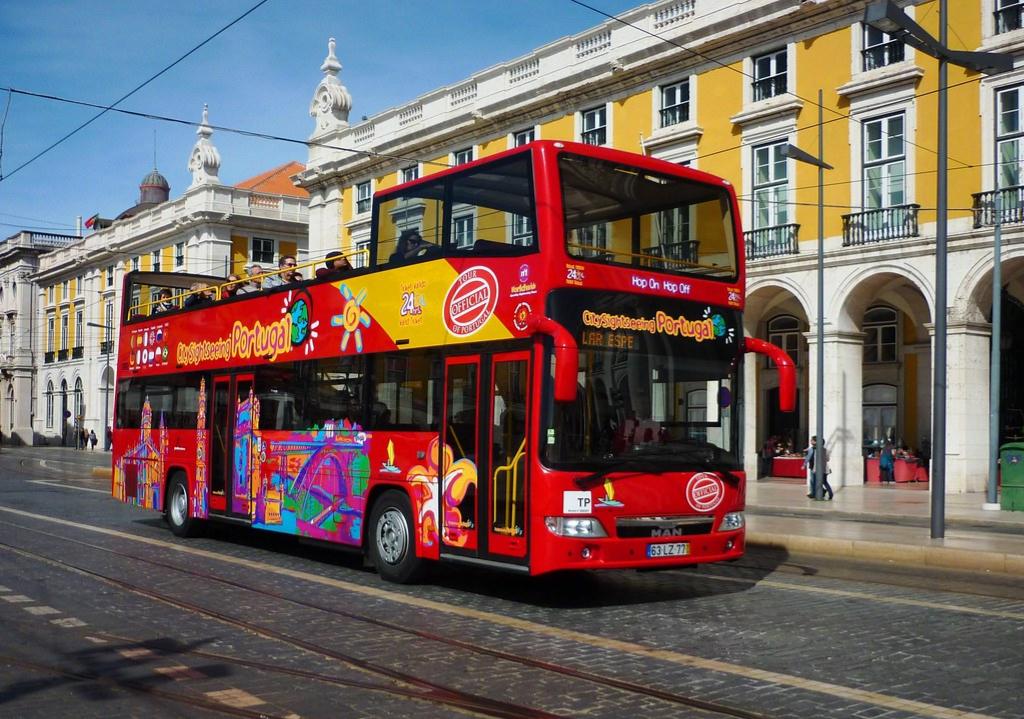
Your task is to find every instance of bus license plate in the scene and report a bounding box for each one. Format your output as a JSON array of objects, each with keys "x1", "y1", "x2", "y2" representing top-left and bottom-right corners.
[{"x1": 647, "y1": 542, "x2": 689, "y2": 558}]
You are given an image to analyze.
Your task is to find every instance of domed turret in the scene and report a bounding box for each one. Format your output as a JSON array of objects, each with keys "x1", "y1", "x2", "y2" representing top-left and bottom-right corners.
[{"x1": 139, "y1": 169, "x2": 170, "y2": 204}]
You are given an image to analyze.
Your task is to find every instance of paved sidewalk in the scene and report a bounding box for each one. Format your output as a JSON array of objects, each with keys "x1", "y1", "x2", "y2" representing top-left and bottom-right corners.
[
  {"x1": 746, "y1": 479, "x2": 1024, "y2": 575},
  {"x1": 11, "y1": 445, "x2": 1024, "y2": 575}
]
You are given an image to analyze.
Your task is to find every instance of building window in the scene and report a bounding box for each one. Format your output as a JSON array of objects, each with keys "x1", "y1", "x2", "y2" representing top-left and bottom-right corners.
[
  {"x1": 151, "y1": 249, "x2": 161, "y2": 273},
  {"x1": 576, "y1": 222, "x2": 608, "y2": 258},
  {"x1": 453, "y1": 147, "x2": 474, "y2": 165},
  {"x1": 580, "y1": 106, "x2": 607, "y2": 145},
  {"x1": 61, "y1": 315, "x2": 69, "y2": 352},
  {"x1": 453, "y1": 215, "x2": 475, "y2": 249},
  {"x1": 513, "y1": 128, "x2": 535, "y2": 147},
  {"x1": 512, "y1": 214, "x2": 533, "y2": 246},
  {"x1": 401, "y1": 165, "x2": 419, "y2": 184},
  {"x1": 752, "y1": 48, "x2": 787, "y2": 101},
  {"x1": 75, "y1": 310, "x2": 83, "y2": 348},
  {"x1": 863, "y1": 113, "x2": 905, "y2": 209},
  {"x1": 355, "y1": 181, "x2": 372, "y2": 214},
  {"x1": 767, "y1": 315, "x2": 801, "y2": 368},
  {"x1": 106, "y1": 265, "x2": 114, "y2": 287},
  {"x1": 996, "y1": 0, "x2": 1024, "y2": 34},
  {"x1": 47, "y1": 317, "x2": 55, "y2": 353},
  {"x1": 62, "y1": 280, "x2": 69, "y2": 299},
  {"x1": 105, "y1": 302, "x2": 114, "y2": 335},
  {"x1": 997, "y1": 85, "x2": 1024, "y2": 190},
  {"x1": 8, "y1": 319, "x2": 14, "y2": 356},
  {"x1": 252, "y1": 238, "x2": 275, "y2": 265},
  {"x1": 75, "y1": 275, "x2": 83, "y2": 297},
  {"x1": 354, "y1": 240, "x2": 370, "y2": 268},
  {"x1": 75, "y1": 377, "x2": 84, "y2": 418},
  {"x1": 753, "y1": 141, "x2": 789, "y2": 229},
  {"x1": 46, "y1": 381, "x2": 54, "y2": 428},
  {"x1": 863, "y1": 26, "x2": 904, "y2": 71},
  {"x1": 175, "y1": 242, "x2": 185, "y2": 267},
  {"x1": 863, "y1": 305, "x2": 898, "y2": 363},
  {"x1": 660, "y1": 79, "x2": 690, "y2": 127}
]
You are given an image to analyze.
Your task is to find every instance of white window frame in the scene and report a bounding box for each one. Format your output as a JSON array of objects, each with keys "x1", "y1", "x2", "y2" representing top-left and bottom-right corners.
[
  {"x1": 47, "y1": 317, "x2": 54, "y2": 353},
  {"x1": 400, "y1": 165, "x2": 420, "y2": 184},
  {"x1": 997, "y1": 84, "x2": 1024, "y2": 189},
  {"x1": 847, "y1": 89, "x2": 916, "y2": 214},
  {"x1": 452, "y1": 147, "x2": 474, "y2": 166},
  {"x1": 45, "y1": 381, "x2": 54, "y2": 428},
  {"x1": 106, "y1": 265, "x2": 115, "y2": 287},
  {"x1": 752, "y1": 48, "x2": 788, "y2": 102},
  {"x1": 355, "y1": 181, "x2": 372, "y2": 215},
  {"x1": 578, "y1": 105, "x2": 609, "y2": 146},
  {"x1": 175, "y1": 242, "x2": 185, "y2": 267},
  {"x1": 252, "y1": 237, "x2": 275, "y2": 265},
  {"x1": 511, "y1": 127, "x2": 536, "y2": 148},
  {"x1": 659, "y1": 78, "x2": 690, "y2": 128},
  {"x1": 752, "y1": 140, "x2": 789, "y2": 230},
  {"x1": 863, "y1": 305, "x2": 899, "y2": 364},
  {"x1": 453, "y1": 214, "x2": 475, "y2": 249},
  {"x1": 61, "y1": 315, "x2": 69, "y2": 352},
  {"x1": 151, "y1": 249, "x2": 161, "y2": 273},
  {"x1": 75, "y1": 310, "x2": 83, "y2": 349},
  {"x1": 862, "y1": 112, "x2": 906, "y2": 210},
  {"x1": 995, "y1": 0, "x2": 1024, "y2": 35}
]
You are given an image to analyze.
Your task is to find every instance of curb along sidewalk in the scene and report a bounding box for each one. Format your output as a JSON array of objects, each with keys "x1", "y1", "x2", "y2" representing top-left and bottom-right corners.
[{"x1": 746, "y1": 480, "x2": 1024, "y2": 575}]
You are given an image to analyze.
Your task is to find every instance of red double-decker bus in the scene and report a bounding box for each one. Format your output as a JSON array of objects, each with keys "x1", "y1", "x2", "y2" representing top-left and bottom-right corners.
[{"x1": 112, "y1": 140, "x2": 794, "y2": 582}]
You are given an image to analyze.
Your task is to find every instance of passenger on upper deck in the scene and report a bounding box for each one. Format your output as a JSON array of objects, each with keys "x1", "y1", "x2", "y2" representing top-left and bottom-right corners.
[
  {"x1": 389, "y1": 229, "x2": 436, "y2": 264},
  {"x1": 237, "y1": 265, "x2": 263, "y2": 294},
  {"x1": 183, "y1": 283, "x2": 214, "y2": 309},
  {"x1": 316, "y1": 250, "x2": 352, "y2": 280},
  {"x1": 263, "y1": 256, "x2": 296, "y2": 289},
  {"x1": 221, "y1": 274, "x2": 244, "y2": 298},
  {"x1": 153, "y1": 289, "x2": 175, "y2": 314}
]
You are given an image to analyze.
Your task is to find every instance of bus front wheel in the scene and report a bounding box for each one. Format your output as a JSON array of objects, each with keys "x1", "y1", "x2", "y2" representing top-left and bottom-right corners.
[
  {"x1": 166, "y1": 475, "x2": 201, "y2": 538},
  {"x1": 369, "y1": 490, "x2": 425, "y2": 583}
]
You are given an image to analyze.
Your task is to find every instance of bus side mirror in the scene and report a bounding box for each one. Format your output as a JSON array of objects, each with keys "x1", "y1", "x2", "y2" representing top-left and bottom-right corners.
[
  {"x1": 527, "y1": 315, "x2": 579, "y2": 403},
  {"x1": 743, "y1": 336, "x2": 796, "y2": 412}
]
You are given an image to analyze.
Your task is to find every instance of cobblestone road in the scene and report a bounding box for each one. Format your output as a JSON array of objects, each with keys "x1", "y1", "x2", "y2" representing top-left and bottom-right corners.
[{"x1": 0, "y1": 448, "x2": 1021, "y2": 719}]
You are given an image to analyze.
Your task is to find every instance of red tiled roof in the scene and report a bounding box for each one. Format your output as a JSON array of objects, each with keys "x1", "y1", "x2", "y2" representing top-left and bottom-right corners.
[{"x1": 235, "y1": 161, "x2": 308, "y2": 198}]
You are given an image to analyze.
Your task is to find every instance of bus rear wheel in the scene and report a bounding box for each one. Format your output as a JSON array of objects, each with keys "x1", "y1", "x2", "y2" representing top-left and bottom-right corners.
[
  {"x1": 369, "y1": 490, "x2": 425, "y2": 584},
  {"x1": 166, "y1": 475, "x2": 201, "y2": 538}
]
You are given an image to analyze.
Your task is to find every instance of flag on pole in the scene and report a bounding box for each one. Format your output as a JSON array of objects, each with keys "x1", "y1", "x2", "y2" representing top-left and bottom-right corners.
[{"x1": 85, "y1": 213, "x2": 99, "y2": 229}]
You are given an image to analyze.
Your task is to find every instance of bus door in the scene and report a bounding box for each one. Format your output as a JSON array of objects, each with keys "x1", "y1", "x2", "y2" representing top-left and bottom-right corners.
[
  {"x1": 209, "y1": 373, "x2": 255, "y2": 519},
  {"x1": 440, "y1": 351, "x2": 530, "y2": 562},
  {"x1": 486, "y1": 351, "x2": 530, "y2": 558}
]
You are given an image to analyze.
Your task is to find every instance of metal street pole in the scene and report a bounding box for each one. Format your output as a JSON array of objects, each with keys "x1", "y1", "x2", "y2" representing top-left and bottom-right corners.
[
  {"x1": 815, "y1": 89, "x2": 826, "y2": 501},
  {"x1": 87, "y1": 321, "x2": 112, "y2": 451},
  {"x1": 931, "y1": 0, "x2": 947, "y2": 539},
  {"x1": 987, "y1": 122, "x2": 1003, "y2": 510},
  {"x1": 784, "y1": 91, "x2": 832, "y2": 500}
]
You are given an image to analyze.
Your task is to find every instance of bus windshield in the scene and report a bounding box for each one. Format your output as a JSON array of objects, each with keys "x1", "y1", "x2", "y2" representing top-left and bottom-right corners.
[
  {"x1": 560, "y1": 153, "x2": 738, "y2": 280},
  {"x1": 543, "y1": 290, "x2": 742, "y2": 471}
]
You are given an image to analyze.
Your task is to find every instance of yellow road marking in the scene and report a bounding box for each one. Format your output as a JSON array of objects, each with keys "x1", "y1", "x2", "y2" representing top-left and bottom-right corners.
[{"x1": 0, "y1": 503, "x2": 1004, "y2": 719}]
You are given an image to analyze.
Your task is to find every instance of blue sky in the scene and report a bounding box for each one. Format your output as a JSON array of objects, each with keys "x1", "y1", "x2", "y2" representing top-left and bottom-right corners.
[{"x1": 0, "y1": 0, "x2": 641, "y2": 235}]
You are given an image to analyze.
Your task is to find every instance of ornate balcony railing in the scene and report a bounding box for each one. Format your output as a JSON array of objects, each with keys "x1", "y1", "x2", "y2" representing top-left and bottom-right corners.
[
  {"x1": 640, "y1": 240, "x2": 700, "y2": 269},
  {"x1": 841, "y1": 204, "x2": 919, "y2": 246},
  {"x1": 71, "y1": 347, "x2": 83, "y2": 359},
  {"x1": 44, "y1": 351, "x2": 54, "y2": 364},
  {"x1": 99, "y1": 340, "x2": 113, "y2": 355},
  {"x1": 862, "y1": 40, "x2": 904, "y2": 71},
  {"x1": 752, "y1": 74, "x2": 786, "y2": 101},
  {"x1": 971, "y1": 186, "x2": 1024, "y2": 228},
  {"x1": 57, "y1": 349, "x2": 69, "y2": 361},
  {"x1": 744, "y1": 223, "x2": 799, "y2": 260}
]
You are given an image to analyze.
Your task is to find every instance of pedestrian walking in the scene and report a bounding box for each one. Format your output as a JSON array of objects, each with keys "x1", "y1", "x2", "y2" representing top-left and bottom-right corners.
[
  {"x1": 802, "y1": 435, "x2": 834, "y2": 500},
  {"x1": 89, "y1": 430, "x2": 98, "y2": 451}
]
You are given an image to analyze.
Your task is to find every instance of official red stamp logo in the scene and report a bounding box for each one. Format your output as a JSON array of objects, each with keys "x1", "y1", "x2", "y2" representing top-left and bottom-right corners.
[
  {"x1": 686, "y1": 472, "x2": 724, "y2": 512},
  {"x1": 443, "y1": 266, "x2": 498, "y2": 337}
]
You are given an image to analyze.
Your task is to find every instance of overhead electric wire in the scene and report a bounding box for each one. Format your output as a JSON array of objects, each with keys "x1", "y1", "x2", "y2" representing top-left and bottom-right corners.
[{"x1": 0, "y1": 0, "x2": 272, "y2": 185}]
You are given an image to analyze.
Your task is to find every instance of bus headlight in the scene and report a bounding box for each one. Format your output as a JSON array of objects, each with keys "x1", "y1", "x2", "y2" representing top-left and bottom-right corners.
[
  {"x1": 720, "y1": 512, "x2": 744, "y2": 531},
  {"x1": 545, "y1": 517, "x2": 608, "y2": 538}
]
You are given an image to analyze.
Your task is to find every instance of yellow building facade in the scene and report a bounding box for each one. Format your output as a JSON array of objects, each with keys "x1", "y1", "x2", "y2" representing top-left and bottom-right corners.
[{"x1": 300, "y1": 1, "x2": 1024, "y2": 493}]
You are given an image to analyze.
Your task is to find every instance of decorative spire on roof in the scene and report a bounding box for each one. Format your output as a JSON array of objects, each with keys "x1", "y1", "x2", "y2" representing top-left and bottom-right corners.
[
  {"x1": 188, "y1": 104, "x2": 221, "y2": 188},
  {"x1": 309, "y1": 37, "x2": 352, "y2": 138}
]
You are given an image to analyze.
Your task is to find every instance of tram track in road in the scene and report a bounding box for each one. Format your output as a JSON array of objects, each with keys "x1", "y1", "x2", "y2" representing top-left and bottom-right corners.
[
  {"x1": 0, "y1": 504, "x2": 1015, "y2": 719},
  {"x1": 0, "y1": 528, "x2": 760, "y2": 719}
]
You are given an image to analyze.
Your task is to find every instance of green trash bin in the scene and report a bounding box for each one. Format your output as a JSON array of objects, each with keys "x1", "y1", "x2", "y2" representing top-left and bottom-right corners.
[{"x1": 1000, "y1": 442, "x2": 1024, "y2": 511}]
